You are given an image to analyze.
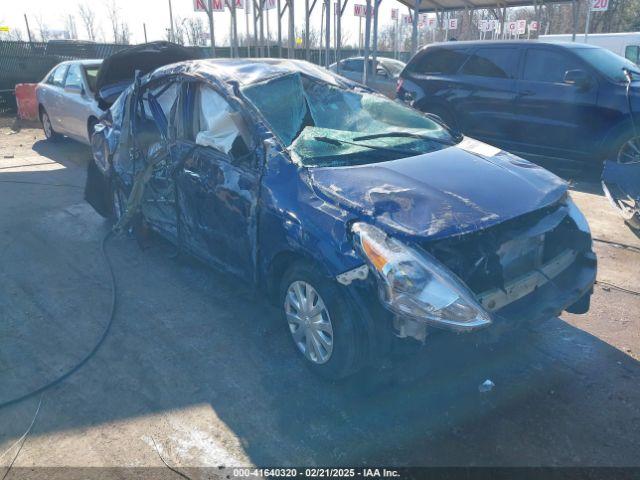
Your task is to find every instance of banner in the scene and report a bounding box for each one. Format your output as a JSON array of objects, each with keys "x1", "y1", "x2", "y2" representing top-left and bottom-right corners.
[
  {"x1": 263, "y1": 0, "x2": 276, "y2": 10},
  {"x1": 447, "y1": 18, "x2": 458, "y2": 30},
  {"x1": 591, "y1": 0, "x2": 609, "y2": 11},
  {"x1": 516, "y1": 19, "x2": 527, "y2": 34},
  {"x1": 194, "y1": 0, "x2": 208, "y2": 12},
  {"x1": 529, "y1": 20, "x2": 539, "y2": 31},
  {"x1": 391, "y1": 8, "x2": 398, "y2": 20},
  {"x1": 353, "y1": 3, "x2": 368, "y2": 17}
]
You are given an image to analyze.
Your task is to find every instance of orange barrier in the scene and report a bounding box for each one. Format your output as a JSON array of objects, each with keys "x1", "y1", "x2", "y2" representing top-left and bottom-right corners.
[{"x1": 15, "y1": 83, "x2": 39, "y2": 121}]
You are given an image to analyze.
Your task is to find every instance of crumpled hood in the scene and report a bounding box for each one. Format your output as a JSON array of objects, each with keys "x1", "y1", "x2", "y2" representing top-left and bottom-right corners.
[{"x1": 307, "y1": 138, "x2": 567, "y2": 240}]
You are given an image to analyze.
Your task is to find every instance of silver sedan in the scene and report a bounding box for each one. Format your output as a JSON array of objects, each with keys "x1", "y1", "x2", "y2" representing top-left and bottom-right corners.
[
  {"x1": 36, "y1": 59, "x2": 103, "y2": 144},
  {"x1": 329, "y1": 57, "x2": 406, "y2": 98}
]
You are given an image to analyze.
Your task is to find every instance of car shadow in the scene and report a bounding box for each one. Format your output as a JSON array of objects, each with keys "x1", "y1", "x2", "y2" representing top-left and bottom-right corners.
[
  {"x1": 1, "y1": 147, "x2": 639, "y2": 467},
  {"x1": 31, "y1": 138, "x2": 92, "y2": 167}
]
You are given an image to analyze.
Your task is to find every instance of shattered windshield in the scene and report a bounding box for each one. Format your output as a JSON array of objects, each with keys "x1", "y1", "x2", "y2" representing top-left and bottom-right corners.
[{"x1": 241, "y1": 73, "x2": 456, "y2": 167}]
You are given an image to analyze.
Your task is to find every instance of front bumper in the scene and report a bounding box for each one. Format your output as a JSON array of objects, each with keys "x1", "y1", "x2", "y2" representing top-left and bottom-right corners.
[{"x1": 385, "y1": 250, "x2": 596, "y2": 344}]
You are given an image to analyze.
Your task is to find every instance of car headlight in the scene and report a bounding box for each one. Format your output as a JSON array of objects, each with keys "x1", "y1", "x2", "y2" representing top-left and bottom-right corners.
[{"x1": 352, "y1": 222, "x2": 491, "y2": 331}]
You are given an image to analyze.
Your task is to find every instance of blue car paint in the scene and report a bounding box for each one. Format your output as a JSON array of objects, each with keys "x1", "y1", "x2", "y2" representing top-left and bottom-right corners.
[
  {"x1": 307, "y1": 147, "x2": 567, "y2": 242},
  {"x1": 91, "y1": 59, "x2": 570, "y2": 299}
]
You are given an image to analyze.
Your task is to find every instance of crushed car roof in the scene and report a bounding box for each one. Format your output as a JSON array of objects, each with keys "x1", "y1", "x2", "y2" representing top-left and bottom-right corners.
[{"x1": 150, "y1": 58, "x2": 347, "y2": 87}]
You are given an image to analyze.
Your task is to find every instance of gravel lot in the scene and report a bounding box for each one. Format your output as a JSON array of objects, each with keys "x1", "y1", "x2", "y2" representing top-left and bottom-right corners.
[{"x1": 0, "y1": 121, "x2": 639, "y2": 470}]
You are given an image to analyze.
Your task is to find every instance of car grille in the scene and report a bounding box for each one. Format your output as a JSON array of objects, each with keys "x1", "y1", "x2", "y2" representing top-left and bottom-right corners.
[{"x1": 420, "y1": 204, "x2": 584, "y2": 297}]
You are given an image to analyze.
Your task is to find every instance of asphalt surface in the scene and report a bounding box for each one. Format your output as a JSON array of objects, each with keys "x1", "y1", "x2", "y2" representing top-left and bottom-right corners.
[{"x1": 0, "y1": 122, "x2": 639, "y2": 470}]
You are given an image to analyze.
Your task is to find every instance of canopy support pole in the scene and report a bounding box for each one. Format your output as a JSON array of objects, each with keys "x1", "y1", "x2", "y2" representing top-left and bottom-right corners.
[
  {"x1": 325, "y1": 0, "x2": 331, "y2": 67},
  {"x1": 372, "y1": 0, "x2": 381, "y2": 70},
  {"x1": 336, "y1": 0, "x2": 343, "y2": 72},
  {"x1": 287, "y1": 0, "x2": 295, "y2": 58},
  {"x1": 363, "y1": 0, "x2": 372, "y2": 83},
  {"x1": 411, "y1": 0, "x2": 419, "y2": 54}
]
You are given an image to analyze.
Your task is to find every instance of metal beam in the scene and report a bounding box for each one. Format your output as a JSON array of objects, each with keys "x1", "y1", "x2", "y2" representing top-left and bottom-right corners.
[
  {"x1": 336, "y1": 0, "x2": 342, "y2": 71},
  {"x1": 288, "y1": 0, "x2": 295, "y2": 58},
  {"x1": 372, "y1": 0, "x2": 381, "y2": 71},
  {"x1": 412, "y1": 0, "x2": 420, "y2": 54},
  {"x1": 363, "y1": 0, "x2": 372, "y2": 83},
  {"x1": 325, "y1": 0, "x2": 331, "y2": 67}
]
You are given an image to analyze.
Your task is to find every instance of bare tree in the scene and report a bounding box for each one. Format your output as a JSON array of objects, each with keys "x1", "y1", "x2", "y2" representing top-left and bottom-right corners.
[
  {"x1": 185, "y1": 17, "x2": 207, "y2": 46},
  {"x1": 106, "y1": 0, "x2": 131, "y2": 44},
  {"x1": 168, "y1": 16, "x2": 186, "y2": 45},
  {"x1": 34, "y1": 14, "x2": 51, "y2": 42},
  {"x1": 78, "y1": 4, "x2": 97, "y2": 41},
  {"x1": 0, "y1": 18, "x2": 24, "y2": 41},
  {"x1": 64, "y1": 14, "x2": 78, "y2": 39}
]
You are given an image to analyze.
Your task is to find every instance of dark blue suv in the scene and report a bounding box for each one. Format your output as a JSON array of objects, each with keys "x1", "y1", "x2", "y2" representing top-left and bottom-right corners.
[{"x1": 398, "y1": 41, "x2": 640, "y2": 168}]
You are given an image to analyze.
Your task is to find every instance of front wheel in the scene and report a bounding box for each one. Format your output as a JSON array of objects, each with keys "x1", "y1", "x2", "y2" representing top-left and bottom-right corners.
[
  {"x1": 280, "y1": 262, "x2": 367, "y2": 379},
  {"x1": 41, "y1": 108, "x2": 60, "y2": 141}
]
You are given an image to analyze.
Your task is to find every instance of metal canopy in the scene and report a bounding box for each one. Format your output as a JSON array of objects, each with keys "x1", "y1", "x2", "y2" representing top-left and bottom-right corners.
[{"x1": 395, "y1": 0, "x2": 569, "y2": 13}]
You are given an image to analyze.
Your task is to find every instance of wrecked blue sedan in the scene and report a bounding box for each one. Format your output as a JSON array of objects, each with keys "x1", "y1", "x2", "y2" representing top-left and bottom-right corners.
[{"x1": 85, "y1": 57, "x2": 596, "y2": 378}]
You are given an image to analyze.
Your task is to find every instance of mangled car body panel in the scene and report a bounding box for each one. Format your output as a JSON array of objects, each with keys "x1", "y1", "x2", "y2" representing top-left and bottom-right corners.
[
  {"x1": 86, "y1": 57, "x2": 596, "y2": 375},
  {"x1": 602, "y1": 160, "x2": 640, "y2": 229}
]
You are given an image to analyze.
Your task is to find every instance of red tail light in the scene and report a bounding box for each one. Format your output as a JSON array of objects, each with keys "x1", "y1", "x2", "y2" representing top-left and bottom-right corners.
[{"x1": 396, "y1": 77, "x2": 404, "y2": 93}]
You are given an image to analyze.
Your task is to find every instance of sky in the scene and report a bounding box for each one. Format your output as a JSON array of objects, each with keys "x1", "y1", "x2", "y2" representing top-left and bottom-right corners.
[{"x1": 0, "y1": 0, "x2": 423, "y2": 47}]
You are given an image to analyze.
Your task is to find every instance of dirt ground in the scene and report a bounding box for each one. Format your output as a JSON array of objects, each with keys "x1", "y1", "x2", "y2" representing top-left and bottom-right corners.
[{"x1": 0, "y1": 121, "x2": 639, "y2": 471}]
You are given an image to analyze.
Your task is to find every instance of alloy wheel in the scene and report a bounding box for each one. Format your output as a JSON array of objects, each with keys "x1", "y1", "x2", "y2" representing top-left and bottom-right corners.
[
  {"x1": 284, "y1": 281, "x2": 334, "y2": 365},
  {"x1": 617, "y1": 136, "x2": 640, "y2": 164},
  {"x1": 42, "y1": 112, "x2": 53, "y2": 139}
]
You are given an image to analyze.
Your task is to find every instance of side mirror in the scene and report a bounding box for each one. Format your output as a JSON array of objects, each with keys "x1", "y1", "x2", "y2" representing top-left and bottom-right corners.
[
  {"x1": 64, "y1": 84, "x2": 83, "y2": 95},
  {"x1": 564, "y1": 69, "x2": 592, "y2": 90}
]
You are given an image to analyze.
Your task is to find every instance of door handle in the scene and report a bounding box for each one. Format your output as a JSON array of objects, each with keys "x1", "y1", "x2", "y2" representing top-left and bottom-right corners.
[{"x1": 519, "y1": 89, "x2": 535, "y2": 97}]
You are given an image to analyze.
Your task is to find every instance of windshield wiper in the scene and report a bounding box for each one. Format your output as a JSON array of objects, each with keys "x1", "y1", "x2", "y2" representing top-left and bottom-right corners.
[
  {"x1": 352, "y1": 131, "x2": 456, "y2": 145},
  {"x1": 313, "y1": 135, "x2": 424, "y2": 157}
]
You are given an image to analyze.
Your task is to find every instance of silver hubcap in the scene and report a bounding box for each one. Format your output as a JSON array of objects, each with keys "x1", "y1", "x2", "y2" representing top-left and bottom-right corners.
[
  {"x1": 43, "y1": 113, "x2": 52, "y2": 138},
  {"x1": 284, "y1": 281, "x2": 334, "y2": 364},
  {"x1": 617, "y1": 136, "x2": 640, "y2": 164}
]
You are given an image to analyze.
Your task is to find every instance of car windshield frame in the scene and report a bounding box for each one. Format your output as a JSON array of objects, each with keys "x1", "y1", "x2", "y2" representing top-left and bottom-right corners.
[
  {"x1": 572, "y1": 47, "x2": 639, "y2": 83},
  {"x1": 239, "y1": 73, "x2": 456, "y2": 168}
]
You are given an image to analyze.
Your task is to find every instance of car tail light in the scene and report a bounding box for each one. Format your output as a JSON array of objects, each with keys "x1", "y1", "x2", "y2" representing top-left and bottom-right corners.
[{"x1": 396, "y1": 77, "x2": 404, "y2": 94}]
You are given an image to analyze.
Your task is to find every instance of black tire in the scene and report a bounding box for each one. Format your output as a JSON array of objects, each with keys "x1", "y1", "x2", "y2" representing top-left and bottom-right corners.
[
  {"x1": 87, "y1": 118, "x2": 98, "y2": 143},
  {"x1": 279, "y1": 261, "x2": 368, "y2": 379},
  {"x1": 40, "y1": 107, "x2": 60, "y2": 141},
  {"x1": 84, "y1": 160, "x2": 112, "y2": 218}
]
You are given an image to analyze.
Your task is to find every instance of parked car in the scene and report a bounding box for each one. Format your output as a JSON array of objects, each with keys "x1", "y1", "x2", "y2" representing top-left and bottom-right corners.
[
  {"x1": 397, "y1": 41, "x2": 640, "y2": 168},
  {"x1": 36, "y1": 59, "x2": 103, "y2": 144},
  {"x1": 86, "y1": 57, "x2": 596, "y2": 379},
  {"x1": 540, "y1": 32, "x2": 640, "y2": 65},
  {"x1": 329, "y1": 56, "x2": 405, "y2": 97},
  {"x1": 36, "y1": 42, "x2": 198, "y2": 145}
]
